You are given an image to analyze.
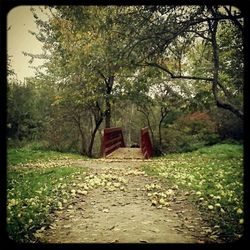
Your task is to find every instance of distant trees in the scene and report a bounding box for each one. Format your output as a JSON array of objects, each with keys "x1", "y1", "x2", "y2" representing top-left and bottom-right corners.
[{"x1": 7, "y1": 79, "x2": 45, "y2": 144}]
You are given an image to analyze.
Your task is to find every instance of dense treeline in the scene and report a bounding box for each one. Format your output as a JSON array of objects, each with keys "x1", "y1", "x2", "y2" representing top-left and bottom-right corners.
[{"x1": 7, "y1": 6, "x2": 243, "y2": 157}]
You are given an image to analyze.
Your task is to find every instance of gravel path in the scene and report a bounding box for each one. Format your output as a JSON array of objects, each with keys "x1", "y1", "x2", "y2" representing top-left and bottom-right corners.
[{"x1": 37, "y1": 160, "x2": 211, "y2": 243}]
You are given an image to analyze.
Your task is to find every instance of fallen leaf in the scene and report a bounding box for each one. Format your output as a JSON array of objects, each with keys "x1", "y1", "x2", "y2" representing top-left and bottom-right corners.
[
  {"x1": 150, "y1": 228, "x2": 160, "y2": 233},
  {"x1": 139, "y1": 239, "x2": 149, "y2": 243},
  {"x1": 63, "y1": 224, "x2": 72, "y2": 228},
  {"x1": 77, "y1": 190, "x2": 88, "y2": 195},
  {"x1": 197, "y1": 240, "x2": 205, "y2": 243},
  {"x1": 151, "y1": 199, "x2": 157, "y2": 206},
  {"x1": 159, "y1": 198, "x2": 165, "y2": 205},
  {"x1": 110, "y1": 239, "x2": 119, "y2": 243}
]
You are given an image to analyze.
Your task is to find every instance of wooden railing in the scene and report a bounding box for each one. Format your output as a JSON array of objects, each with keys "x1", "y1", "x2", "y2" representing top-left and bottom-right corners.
[
  {"x1": 101, "y1": 126, "x2": 153, "y2": 159},
  {"x1": 140, "y1": 127, "x2": 153, "y2": 159},
  {"x1": 101, "y1": 127, "x2": 125, "y2": 157}
]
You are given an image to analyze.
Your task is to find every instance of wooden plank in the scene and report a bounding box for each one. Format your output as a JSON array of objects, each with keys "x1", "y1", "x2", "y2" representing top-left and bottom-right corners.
[
  {"x1": 104, "y1": 127, "x2": 123, "y2": 133},
  {"x1": 104, "y1": 135, "x2": 122, "y2": 147},
  {"x1": 101, "y1": 127, "x2": 126, "y2": 157},
  {"x1": 104, "y1": 141, "x2": 123, "y2": 155}
]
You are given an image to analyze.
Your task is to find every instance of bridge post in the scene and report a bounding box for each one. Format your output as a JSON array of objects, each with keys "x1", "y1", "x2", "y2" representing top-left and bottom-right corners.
[{"x1": 140, "y1": 127, "x2": 153, "y2": 159}]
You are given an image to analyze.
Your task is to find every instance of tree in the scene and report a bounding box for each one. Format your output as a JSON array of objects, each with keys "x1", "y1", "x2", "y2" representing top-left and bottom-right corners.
[
  {"x1": 27, "y1": 6, "x2": 146, "y2": 156},
  {"x1": 123, "y1": 5, "x2": 243, "y2": 119}
]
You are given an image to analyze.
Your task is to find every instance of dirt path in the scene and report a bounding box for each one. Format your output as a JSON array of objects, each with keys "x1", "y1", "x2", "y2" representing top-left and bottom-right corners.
[
  {"x1": 37, "y1": 160, "x2": 212, "y2": 243},
  {"x1": 106, "y1": 148, "x2": 144, "y2": 159}
]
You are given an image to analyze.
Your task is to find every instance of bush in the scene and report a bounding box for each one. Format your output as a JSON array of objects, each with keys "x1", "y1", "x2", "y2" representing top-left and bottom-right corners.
[
  {"x1": 43, "y1": 118, "x2": 79, "y2": 153},
  {"x1": 161, "y1": 112, "x2": 220, "y2": 153},
  {"x1": 212, "y1": 109, "x2": 243, "y2": 141}
]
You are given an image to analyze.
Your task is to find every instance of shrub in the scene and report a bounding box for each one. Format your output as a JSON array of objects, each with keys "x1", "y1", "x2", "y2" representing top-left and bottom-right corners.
[
  {"x1": 213, "y1": 110, "x2": 243, "y2": 141},
  {"x1": 43, "y1": 118, "x2": 79, "y2": 153},
  {"x1": 161, "y1": 112, "x2": 220, "y2": 153}
]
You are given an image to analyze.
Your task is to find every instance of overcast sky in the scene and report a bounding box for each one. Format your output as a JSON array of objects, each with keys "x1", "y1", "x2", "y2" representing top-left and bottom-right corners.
[{"x1": 7, "y1": 6, "x2": 46, "y2": 81}]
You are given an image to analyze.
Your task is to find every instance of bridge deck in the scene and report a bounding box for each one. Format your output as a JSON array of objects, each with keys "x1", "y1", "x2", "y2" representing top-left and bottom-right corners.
[{"x1": 106, "y1": 147, "x2": 143, "y2": 159}]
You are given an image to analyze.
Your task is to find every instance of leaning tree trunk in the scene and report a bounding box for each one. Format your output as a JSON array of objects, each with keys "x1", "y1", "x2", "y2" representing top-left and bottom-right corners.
[{"x1": 87, "y1": 116, "x2": 104, "y2": 157}]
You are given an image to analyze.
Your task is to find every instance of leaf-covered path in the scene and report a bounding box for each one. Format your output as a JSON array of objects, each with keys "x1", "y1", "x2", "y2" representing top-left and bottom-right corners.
[{"x1": 37, "y1": 160, "x2": 212, "y2": 243}]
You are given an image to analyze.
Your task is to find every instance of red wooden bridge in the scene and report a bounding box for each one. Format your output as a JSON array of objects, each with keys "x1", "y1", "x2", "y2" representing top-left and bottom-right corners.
[{"x1": 101, "y1": 127, "x2": 153, "y2": 159}]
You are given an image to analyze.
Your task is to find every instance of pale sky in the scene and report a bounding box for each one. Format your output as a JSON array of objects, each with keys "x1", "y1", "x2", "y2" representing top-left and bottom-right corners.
[{"x1": 7, "y1": 6, "x2": 47, "y2": 81}]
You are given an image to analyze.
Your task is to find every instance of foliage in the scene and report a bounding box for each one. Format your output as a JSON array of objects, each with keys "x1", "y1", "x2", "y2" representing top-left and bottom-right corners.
[
  {"x1": 175, "y1": 112, "x2": 217, "y2": 135},
  {"x1": 212, "y1": 108, "x2": 243, "y2": 141},
  {"x1": 142, "y1": 143, "x2": 244, "y2": 242},
  {"x1": 161, "y1": 112, "x2": 220, "y2": 153},
  {"x1": 7, "y1": 80, "x2": 41, "y2": 141},
  {"x1": 186, "y1": 20, "x2": 243, "y2": 116},
  {"x1": 42, "y1": 110, "x2": 80, "y2": 153}
]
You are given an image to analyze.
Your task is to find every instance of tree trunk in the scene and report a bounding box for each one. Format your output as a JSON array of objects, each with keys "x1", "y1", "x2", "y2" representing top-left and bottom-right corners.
[
  {"x1": 105, "y1": 76, "x2": 114, "y2": 128},
  {"x1": 79, "y1": 129, "x2": 87, "y2": 156},
  {"x1": 128, "y1": 103, "x2": 134, "y2": 145},
  {"x1": 105, "y1": 100, "x2": 111, "y2": 128},
  {"x1": 87, "y1": 116, "x2": 104, "y2": 157},
  {"x1": 159, "y1": 123, "x2": 162, "y2": 147},
  {"x1": 158, "y1": 107, "x2": 168, "y2": 147},
  {"x1": 73, "y1": 115, "x2": 87, "y2": 156},
  {"x1": 209, "y1": 16, "x2": 243, "y2": 120}
]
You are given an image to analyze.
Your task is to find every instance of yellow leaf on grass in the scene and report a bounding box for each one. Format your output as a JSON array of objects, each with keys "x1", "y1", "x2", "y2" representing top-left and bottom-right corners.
[{"x1": 237, "y1": 208, "x2": 243, "y2": 214}]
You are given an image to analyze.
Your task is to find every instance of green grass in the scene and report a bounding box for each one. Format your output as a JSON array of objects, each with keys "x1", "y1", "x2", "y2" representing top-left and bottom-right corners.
[
  {"x1": 142, "y1": 143, "x2": 244, "y2": 242},
  {"x1": 7, "y1": 148, "x2": 86, "y2": 166},
  {"x1": 7, "y1": 147, "x2": 88, "y2": 243}
]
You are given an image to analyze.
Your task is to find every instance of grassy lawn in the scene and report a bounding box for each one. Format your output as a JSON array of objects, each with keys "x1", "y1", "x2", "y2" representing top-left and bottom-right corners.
[
  {"x1": 142, "y1": 143, "x2": 244, "y2": 242},
  {"x1": 7, "y1": 147, "x2": 86, "y2": 166},
  {"x1": 7, "y1": 148, "x2": 88, "y2": 243}
]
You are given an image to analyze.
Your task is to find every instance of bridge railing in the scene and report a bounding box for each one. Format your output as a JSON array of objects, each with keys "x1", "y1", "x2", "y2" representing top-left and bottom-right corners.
[
  {"x1": 101, "y1": 126, "x2": 153, "y2": 159},
  {"x1": 101, "y1": 127, "x2": 125, "y2": 157},
  {"x1": 140, "y1": 127, "x2": 153, "y2": 159}
]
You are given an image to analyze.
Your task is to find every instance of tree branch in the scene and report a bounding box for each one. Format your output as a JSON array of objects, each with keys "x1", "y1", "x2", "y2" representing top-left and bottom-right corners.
[
  {"x1": 146, "y1": 62, "x2": 214, "y2": 82},
  {"x1": 97, "y1": 70, "x2": 108, "y2": 84},
  {"x1": 222, "y1": 6, "x2": 243, "y2": 32}
]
